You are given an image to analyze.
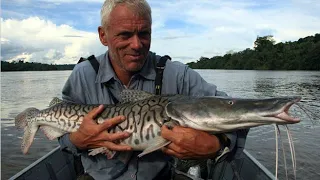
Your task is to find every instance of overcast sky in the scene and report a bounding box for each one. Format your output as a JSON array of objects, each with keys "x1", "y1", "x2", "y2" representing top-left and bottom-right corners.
[{"x1": 1, "y1": 0, "x2": 319, "y2": 64}]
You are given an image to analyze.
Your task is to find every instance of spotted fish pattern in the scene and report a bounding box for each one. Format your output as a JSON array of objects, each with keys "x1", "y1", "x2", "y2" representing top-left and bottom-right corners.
[
  {"x1": 15, "y1": 89, "x2": 301, "y2": 157},
  {"x1": 15, "y1": 93, "x2": 171, "y2": 155}
]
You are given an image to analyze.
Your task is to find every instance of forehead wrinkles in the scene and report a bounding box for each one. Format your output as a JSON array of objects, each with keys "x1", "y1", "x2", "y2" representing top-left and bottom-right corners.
[{"x1": 110, "y1": 19, "x2": 150, "y2": 31}]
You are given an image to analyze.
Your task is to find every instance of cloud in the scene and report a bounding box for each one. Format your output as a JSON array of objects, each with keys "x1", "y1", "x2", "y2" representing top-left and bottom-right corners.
[
  {"x1": 1, "y1": 0, "x2": 320, "y2": 64},
  {"x1": 149, "y1": 0, "x2": 320, "y2": 62},
  {"x1": 1, "y1": 17, "x2": 105, "y2": 64},
  {"x1": 63, "y1": 35, "x2": 84, "y2": 38}
]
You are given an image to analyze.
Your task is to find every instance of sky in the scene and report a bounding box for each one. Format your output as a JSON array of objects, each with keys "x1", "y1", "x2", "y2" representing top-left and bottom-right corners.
[{"x1": 1, "y1": 0, "x2": 320, "y2": 64}]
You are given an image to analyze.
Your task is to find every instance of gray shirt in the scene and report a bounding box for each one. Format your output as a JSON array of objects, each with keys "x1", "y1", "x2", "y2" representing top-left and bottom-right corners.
[{"x1": 58, "y1": 51, "x2": 240, "y2": 180}]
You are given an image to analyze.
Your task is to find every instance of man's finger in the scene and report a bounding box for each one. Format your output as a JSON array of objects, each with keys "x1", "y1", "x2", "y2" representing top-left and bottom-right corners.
[
  {"x1": 162, "y1": 147, "x2": 183, "y2": 159},
  {"x1": 166, "y1": 143, "x2": 189, "y2": 154},
  {"x1": 99, "y1": 115, "x2": 126, "y2": 132},
  {"x1": 161, "y1": 125, "x2": 179, "y2": 142},
  {"x1": 99, "y1": 131, "x2": 131, "y2": 141},
  {"x1": 102, "y1": 141, "x2": 133, "y2": 151},
  {"x1": 162, "y1": 147, "x2": 201, "y2": 159},
  {"x1": 87, "y1": 105, "x2": 105, "y2": 119},
  {"x1": 108, "y1": 131, "x2": 132, "y2": 141}
]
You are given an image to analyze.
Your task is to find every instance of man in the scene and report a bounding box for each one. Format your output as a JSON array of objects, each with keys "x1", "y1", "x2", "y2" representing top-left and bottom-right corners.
[{"x1": 59, "y1": 0, "x2": 244, "y2": 179}]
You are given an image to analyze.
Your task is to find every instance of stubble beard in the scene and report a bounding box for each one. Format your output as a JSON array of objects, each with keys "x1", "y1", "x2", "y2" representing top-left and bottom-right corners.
[{"x1": 109, "y1": 51, "x2": 146, "y2": 73}]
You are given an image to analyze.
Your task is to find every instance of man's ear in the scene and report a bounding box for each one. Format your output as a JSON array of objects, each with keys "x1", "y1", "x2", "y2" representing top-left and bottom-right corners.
[{"x1": 98, "y1": 26, "x2": 108, "y2": 46}]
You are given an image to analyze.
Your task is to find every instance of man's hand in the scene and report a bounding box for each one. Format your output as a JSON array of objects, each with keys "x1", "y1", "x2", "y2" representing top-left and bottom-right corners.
[
  {"x1": 69, "y1": 105, "x2": 132, "y2": 151},
  {"x1": 161, "y1": 125, "x2": 221, "y2": 159}
]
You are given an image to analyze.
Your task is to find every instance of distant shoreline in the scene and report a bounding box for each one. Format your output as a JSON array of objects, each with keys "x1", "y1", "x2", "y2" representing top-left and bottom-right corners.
[
  {"x1": 1, "y1": 69, "x2": 73, "y2": 72},
  {"x1": 1, "y1": 69, "x2": 319, "y2": 72},
  {"x1": 1, "y1": 61, "x2": 75, "y2": 71}
]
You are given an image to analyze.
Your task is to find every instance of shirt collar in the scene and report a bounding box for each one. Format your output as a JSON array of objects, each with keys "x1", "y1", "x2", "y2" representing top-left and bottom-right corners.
[
  {"x1": 137, "y1": 52, "x2": 157, "y2": 80},
  {"x1": 95, "y1": 51, "x2": 157, "y2": 84}
]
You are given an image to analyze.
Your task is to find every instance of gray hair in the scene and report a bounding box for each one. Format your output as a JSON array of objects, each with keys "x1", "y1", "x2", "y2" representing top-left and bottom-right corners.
[{"x1": 100, "y1": 0, "x2": 152, "y2": 27}]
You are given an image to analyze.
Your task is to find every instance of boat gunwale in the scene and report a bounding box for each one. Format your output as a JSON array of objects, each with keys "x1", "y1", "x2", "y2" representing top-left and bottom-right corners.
[
  {"x1": 9, "y1": 146, "x2": 61, "y2": 180},
  {"x1": 9, "y1": 147, "x2": 276, "y2": 180}
]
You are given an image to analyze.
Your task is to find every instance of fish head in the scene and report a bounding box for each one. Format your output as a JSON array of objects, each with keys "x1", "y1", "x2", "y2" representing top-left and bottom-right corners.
[{"x1": 165, "y1": 96, "x2": 301, "y2": 132}]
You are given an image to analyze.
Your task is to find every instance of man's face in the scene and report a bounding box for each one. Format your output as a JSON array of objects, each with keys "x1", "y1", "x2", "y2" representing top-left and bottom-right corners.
[{"x1": 99, "y1": 4, "x2": 151, "y2": 73}]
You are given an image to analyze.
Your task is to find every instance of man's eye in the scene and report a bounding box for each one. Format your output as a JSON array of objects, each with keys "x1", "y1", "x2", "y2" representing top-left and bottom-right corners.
[
  {"x1": 119, "y1": 32, "x2": 132, "y2": 38},
  {"x1": 139, "y1": 31, "x2": 150, "y2": 38}
]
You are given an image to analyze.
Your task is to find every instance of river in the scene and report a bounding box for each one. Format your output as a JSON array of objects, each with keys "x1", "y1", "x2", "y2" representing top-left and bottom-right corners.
[{"x1": 1, "y1": 70, "x2": 319, "y2": 179}]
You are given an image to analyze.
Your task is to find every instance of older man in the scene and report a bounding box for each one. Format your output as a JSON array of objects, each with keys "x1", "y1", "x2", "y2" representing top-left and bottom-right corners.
[{"x1": 58, "y1": 0, "x2": 244, "y2": 179}]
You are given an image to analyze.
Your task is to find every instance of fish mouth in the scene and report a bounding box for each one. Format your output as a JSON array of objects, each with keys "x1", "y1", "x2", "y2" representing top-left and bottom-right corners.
[{"x1": 264, "y1": 96, "x2": 301, "y2": 123}]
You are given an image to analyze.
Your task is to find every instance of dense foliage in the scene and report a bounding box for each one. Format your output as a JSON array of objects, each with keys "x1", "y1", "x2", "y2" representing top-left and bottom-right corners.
[
  {"x1": 187, "y1": 34, "x2": 320, "y2": 70},
  {"x1": 1, "y1": 61, "x2": 75, "y2": 71}
]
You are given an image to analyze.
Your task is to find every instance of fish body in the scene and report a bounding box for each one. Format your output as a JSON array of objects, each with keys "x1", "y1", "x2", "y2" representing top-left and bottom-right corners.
[{"x1": 15, "y1": 90, "x2": 301, "y2": 157}]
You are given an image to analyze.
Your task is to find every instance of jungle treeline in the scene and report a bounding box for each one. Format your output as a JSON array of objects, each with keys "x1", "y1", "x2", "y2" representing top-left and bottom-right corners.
[
  {"x1": 187, "y1": 33, "x2": 320, "y2": 70},
  {"x1": 1, "y1": 34, "x2": 319, "y2": 71},
  {"x1": 1, "y1": 61, "x2": 75, "y2": 71}
]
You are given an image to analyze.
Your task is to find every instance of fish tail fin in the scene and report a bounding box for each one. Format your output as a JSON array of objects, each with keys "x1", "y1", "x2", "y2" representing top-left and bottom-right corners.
[{"x1": 15, "y1": 107, "x2": 40, "y2": 154}]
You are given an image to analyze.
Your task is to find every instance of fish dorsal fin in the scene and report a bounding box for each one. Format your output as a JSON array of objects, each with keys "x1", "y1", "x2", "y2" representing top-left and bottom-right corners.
[
  {"x1": 49, "y1": 97, "x2": 63, "y2": 107},
  {"x1": 119, "y1": 89, "x2": 155, "y2": 103}
]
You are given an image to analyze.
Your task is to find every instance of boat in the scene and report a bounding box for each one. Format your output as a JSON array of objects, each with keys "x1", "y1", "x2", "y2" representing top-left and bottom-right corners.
[{"x1": 9, "y1": 146, "x2": 275, "y2": 180}]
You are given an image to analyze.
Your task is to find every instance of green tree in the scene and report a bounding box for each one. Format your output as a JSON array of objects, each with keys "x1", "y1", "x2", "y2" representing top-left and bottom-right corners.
[
  {"x1": 187, "y1": 33, "x2": 320, "y2": 70},
  {"x1": 254, "y1": 35, "x2": 276, "y2": 52}
]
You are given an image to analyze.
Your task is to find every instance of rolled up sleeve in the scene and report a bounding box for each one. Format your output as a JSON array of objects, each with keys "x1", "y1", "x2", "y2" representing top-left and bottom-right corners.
[{"x1": 58, "y1": 134, "x2": 82, "y2": 156}]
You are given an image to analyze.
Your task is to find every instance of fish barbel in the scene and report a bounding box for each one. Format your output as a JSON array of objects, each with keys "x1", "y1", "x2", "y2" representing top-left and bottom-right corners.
[{"x1": 15, "y1": 90, "x2": 301, "y2": 157}]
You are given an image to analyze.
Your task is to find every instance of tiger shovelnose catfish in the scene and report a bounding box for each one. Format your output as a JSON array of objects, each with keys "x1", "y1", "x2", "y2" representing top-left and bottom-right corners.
[{"x1": 15, "y1": 90, "x2": 301, "y2": 157}]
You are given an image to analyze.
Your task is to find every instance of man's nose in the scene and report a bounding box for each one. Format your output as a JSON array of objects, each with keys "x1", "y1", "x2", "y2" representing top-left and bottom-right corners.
[{"x1": 130, "y1": 35, "x2": 143, "y2": 50}]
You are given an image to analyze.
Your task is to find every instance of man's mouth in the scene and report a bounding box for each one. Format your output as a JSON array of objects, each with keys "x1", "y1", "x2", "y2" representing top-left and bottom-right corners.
[
  {"x1": 127, "y1": 54, "x2": 144, "y2": 60},
  {"x1": 128, "y1": 54, "x2": 141, "y2": 57}
]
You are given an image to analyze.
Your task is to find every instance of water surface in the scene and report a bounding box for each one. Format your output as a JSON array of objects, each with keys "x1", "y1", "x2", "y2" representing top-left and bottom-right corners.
[{"x1": 1, "y1": 70, "x2": 319, "y2": 179}]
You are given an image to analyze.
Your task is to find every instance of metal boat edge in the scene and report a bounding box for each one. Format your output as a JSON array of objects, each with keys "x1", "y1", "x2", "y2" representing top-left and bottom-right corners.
[{"x1": 9, "y1": 146, "x2": 276, "y2": 180}]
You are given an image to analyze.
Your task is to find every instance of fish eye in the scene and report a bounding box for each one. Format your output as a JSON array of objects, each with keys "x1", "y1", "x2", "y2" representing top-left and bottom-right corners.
[{"x1": 228, "y1": 101, "x2": 234, "y2": 105}]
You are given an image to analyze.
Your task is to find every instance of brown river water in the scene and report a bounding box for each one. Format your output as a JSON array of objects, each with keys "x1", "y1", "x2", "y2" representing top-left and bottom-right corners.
[{"x1": 1, "y1": 70, "x2": 319, "y2": 179}]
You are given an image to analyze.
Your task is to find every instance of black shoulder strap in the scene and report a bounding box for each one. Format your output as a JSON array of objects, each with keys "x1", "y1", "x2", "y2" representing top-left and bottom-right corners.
[
  {"x1": 78, "y1": 54, "x2": 171, "y2": 97},
  {"x1": 78, "y1": 55, "x2": 119, "y2": 104},
  {"x1": 155, "y1": 55, "x2": 171, "y2": 95},
  {"x1": 87, "y1": 55, "x2": 99, "y2": 74},
  {"x1": 77, "y1": 57, "x2": 86, "y2": 64},
  {"x1": 77, "y1": 55, "x2": 99, "y2": 74}
]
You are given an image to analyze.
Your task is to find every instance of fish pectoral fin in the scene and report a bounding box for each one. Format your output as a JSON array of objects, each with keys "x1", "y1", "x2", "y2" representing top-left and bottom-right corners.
[
  {"x1": 40, "y1": 126, "x2": 67, "y2": 140},
  {"x1": 22, "y1": 125, "x2": 38, "y2": 154},
  {"x1": 137, "y1": 137, "x2": 171, "y2": 158},
  {"x1": 88, "y1": 147, "x2": 116, "y2": 159}
]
